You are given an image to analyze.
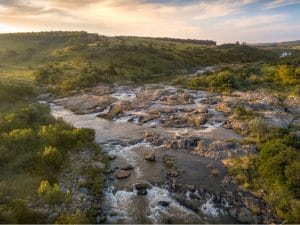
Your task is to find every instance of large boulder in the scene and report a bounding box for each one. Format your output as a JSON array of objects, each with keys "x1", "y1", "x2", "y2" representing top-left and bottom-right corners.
[
  {"x1": 115, "y1": 170, "x2": 131, "y2": 179},
  {"x1": 98, "y1": 99, "x2": 132, "y2": 120},
  {"x1": 143, "y1": 150, "x2": 156, "y2": 161}
]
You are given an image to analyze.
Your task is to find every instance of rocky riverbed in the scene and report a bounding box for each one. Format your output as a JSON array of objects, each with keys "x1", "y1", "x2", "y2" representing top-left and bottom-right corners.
[{"x1": 39, "y1": 83, "x2": 300, "y2": 223}]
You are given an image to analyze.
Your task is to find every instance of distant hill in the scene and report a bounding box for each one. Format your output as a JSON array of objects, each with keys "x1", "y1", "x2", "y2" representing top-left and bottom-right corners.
[
  {"x1": 252, "y1": 40, "x2": 300, "y2": 48},
  {"x1": 0, "y1": 31, "x2": 278, "y2": 91}
]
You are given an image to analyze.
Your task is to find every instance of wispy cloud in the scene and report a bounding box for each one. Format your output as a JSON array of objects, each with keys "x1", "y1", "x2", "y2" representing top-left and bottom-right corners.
[{"x1": 264, "y1": 0, "x2": 300, "y2": 9}]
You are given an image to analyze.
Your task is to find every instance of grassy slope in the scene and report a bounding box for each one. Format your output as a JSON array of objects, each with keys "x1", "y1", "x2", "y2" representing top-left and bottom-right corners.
[{"x1": 0, "y1": 32, "x2": 277, "y2": 87}]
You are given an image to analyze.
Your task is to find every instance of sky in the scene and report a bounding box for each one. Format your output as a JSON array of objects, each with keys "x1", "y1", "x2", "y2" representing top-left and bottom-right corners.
[{"x1": 0, "y1": 0, "x2": 299, "y2": 43}]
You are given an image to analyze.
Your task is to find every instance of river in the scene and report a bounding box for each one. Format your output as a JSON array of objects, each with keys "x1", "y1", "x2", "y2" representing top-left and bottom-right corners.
[{"x1": 49, "y1": 85, "x2": 244, "y2": 224}]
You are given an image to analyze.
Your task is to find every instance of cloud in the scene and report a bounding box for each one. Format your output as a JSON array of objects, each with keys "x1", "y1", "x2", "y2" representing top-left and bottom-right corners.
[
  {"x1": 0, "y1": 0, "x2": 298, "y2": 43},
  {"x1": 264, "y1": 0, "x2": 300, "y2": 9},
  {"x1": 220, "y1": 14, "x2": 288, "y2": 29}
]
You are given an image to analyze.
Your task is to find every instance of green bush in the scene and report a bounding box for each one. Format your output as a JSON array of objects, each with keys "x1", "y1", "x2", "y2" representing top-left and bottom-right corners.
[
  {"x1": 228, "y1": 127, "x2": 300, "y2": 223},
  {"x1": 188, "y1": 69, "x2": 239, "y2": 93},
  {"x1": 248, "y1": 117, "x2": 268, "y2": 139},
  {"x1": 41, "y1": 146, "x2": 63, "y2": 172},
  {"x1": 37, "y1": 180, "x2": 69, "y2": 205},
  {"x1": 0, "y1": 82, "x2": 35, "y2": 103},
  {"x1": 233, "y1": 104, "x2": 257, "y2": 121}
]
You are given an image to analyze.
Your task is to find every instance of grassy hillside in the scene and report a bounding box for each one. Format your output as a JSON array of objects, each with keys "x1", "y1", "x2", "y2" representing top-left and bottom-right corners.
[{"x1": 0, "y1": 31, "x2": 278, "y2": 93}]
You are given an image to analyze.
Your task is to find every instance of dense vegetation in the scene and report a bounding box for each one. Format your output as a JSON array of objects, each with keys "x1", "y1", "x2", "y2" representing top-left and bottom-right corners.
[
  {"x1": 227, "y1": 118, "x2": 300, "y2": 223},
  {"x1": 0, "y1": 83, "x2": 101, "y2": 223},
  {"x1": 188, "y1": 63, "x2": 300, "y2": 95}
]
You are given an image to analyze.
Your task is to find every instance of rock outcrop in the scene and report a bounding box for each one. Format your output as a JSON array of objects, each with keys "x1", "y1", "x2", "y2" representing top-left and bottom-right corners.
[
  {"x1": 192, "y1": 140, "x2": 256, "y2": 160},
  {"x1": 55, "y1": 94, "x2": 117, "y2": 114}
]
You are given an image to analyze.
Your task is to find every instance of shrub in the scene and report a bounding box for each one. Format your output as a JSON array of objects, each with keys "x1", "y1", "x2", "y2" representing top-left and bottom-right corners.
[
  {"x1": 188, "y1": 69, "x2": 238, "y2": 93},
  {"x1": 277, "y1": 65, "x2": 297, "y2": 85},
  {"x1": 37, "y1": 180, "x2": 67, "y2": 205},
  {"x1": 233, "y1": 104, "x2": 257, "y2": 121},
  {"x1": 248, "y1": 117, "x2": 267, "y2": 139},
  {"x1": 0, "y1": 82, "x2": 35, "y2": 102},
  {"x1": 41, "y1": 146, "x2": 63, "y2": 172}
]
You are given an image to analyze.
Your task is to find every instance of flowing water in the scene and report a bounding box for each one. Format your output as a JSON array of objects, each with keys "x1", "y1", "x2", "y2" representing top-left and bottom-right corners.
[{"x1": 49, "y1": 85, "x2": 242, "y2": 224}]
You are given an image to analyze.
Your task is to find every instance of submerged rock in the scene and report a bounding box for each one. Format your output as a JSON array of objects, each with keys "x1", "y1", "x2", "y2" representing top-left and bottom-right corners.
[
  {"x1": 186, "y1": 184, "x2": 196, "y2": 192},
  {"x1": 137, "y1": 189, "x2": 148, "y2": 195},
  {"x1": 115, "y1": 170, "x2": 131, "y2": 179},
  {"x1": 158, "y1": 201, "x2": 170, "y2": 207},
  {"x1": 135, "y1": 183, "x2": 151, "y2": 190},
  {"x1": 121, "y1": 164, "x2": 134, "y2": 170},
  {"x1": 108, "y1": 155, "x2": 116, "y2": 160}
]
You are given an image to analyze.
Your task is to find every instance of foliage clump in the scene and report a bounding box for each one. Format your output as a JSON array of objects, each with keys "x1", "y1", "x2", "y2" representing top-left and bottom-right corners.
[
  {"x1": 37, "y1": 180, "x2": 70, "y2": 205},
  {"x1": 188, "y1": 64, "x2": 300, "y2": 95},
  {"x1": 228, "y1": 126, "x2": 300, "y2": 223},
  {"x1": 0, "y1": 83, "x2": 103, "y2": 223}
]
